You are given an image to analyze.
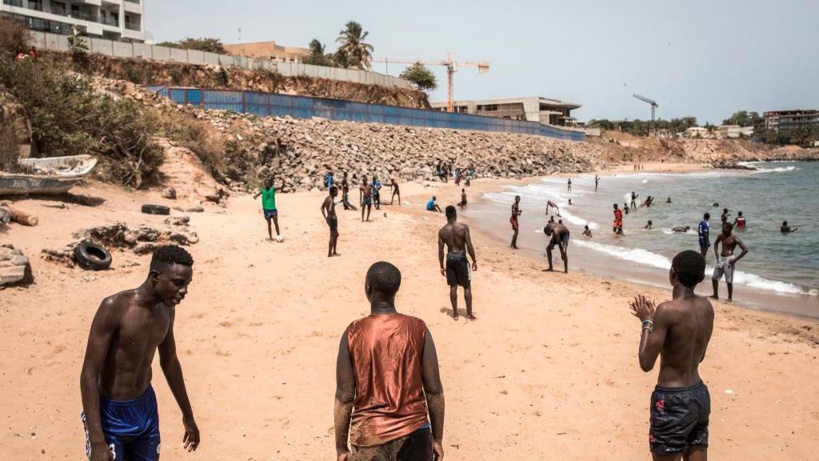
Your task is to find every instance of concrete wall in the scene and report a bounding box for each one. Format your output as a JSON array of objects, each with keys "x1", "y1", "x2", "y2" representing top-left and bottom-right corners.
[{"x1": 27, "y1": 31, "x2": 413, "y2": 90}]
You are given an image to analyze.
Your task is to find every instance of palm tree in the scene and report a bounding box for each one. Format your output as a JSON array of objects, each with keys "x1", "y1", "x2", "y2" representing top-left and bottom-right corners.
[
  {"x1": 336, "y1": 21, "x2": 374, "y2": 70},
  {"x1": 308, "y1": 39, "x2": 325, "y2": 57}
]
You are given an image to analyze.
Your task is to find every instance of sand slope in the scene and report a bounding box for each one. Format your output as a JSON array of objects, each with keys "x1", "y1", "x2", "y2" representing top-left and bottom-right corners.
[{"x1": 1, "y1": 177, "x2": 817, "y2": 460}]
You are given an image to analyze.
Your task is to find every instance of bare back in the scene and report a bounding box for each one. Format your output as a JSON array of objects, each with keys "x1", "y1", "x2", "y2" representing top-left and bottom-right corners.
[
  {"x1": 655, "y1": 295, "x2": 714, "y2": 387},
  {"x1": 95, "y1": 291, "x2": 173, "y2": 399},
  {"x1": 439, "y1": 222, "x2": 469, "y2": 254}
]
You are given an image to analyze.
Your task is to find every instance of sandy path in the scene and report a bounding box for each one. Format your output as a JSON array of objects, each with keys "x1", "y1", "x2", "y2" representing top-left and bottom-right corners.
[{"x1": 1, "y1": 173, "x2": 817, "y2": 460}]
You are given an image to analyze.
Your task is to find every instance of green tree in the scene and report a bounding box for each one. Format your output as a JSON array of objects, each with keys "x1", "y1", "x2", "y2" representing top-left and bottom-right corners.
[
  {"x1": 336, "y1": 21, "x2": 374, "y2": 69},
  {"x1": 302, "y1": 39, "x2": 335, "y2": 67},
  {"x1": 723, "y1": 110, "x2": 754, "y2": 127},
  {"x1": 399, "y1": 62, "x2": 437, "y2": 91},
  {"x1": 158, "y1": 37, "x2": 227, "y2": 54}
]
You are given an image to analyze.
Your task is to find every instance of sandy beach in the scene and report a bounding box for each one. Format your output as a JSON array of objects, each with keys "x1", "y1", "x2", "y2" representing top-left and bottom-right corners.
[{"x1": 2, "y1": 165, "x2": 818, "y2": 460}]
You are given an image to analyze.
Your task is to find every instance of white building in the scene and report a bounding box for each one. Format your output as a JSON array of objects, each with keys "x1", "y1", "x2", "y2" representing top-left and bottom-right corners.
[
  {"x1": 717, "y1": 125, "x2": 754, "y2": 139},
  {"x1": 1, "y1": 0, "x2": 145, "y2": 43}
]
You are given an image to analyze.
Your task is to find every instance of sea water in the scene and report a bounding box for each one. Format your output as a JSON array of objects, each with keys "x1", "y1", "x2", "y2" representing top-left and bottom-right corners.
[{"x1": 473, "y1": 162, "x2": 818, "y2": 317}]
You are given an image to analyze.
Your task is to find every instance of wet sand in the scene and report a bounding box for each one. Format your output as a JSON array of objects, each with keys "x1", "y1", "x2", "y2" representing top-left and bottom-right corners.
[{"x1": 1, "y1": 167, "x2": 818, "y2": 460}]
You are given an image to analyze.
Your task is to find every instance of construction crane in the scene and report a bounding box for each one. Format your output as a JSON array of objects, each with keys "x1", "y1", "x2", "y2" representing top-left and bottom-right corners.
[
  {"x1": 632, "y1": 94, "x2": 658, "y2": 135},
  {"x1": 373, "y1": 53, "x2": 490, "y2": 112}
]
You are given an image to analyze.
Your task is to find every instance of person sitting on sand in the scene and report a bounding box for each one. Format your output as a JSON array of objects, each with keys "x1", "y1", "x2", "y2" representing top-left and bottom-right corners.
[
  {"x1": 458, "y1": 188, "x2": 467, "y2": 209},
  {"x1": 781, "y1": 221, "x2": 797, "y2": 233},
  {"x1": 511, "y1": 196, "x2": 523, "y2": 249},
  {"x1": 253, "y1": 176, "x2": 282, "y2": 241},
  {"x1": 613, "y1": 203, "x2": 624, "y2": 234},
  {"x1": 583, "y1": 225, "x2": 593, "y2": 238},
  {"x1": 645, "y1": 220, "x2": 653, "y2": 230},
  {"x1": 426, "y1": 196, "x2": 443, "y2": 213},
  {"x1": 630, "y1": 250, "x2": 714, "y2": 460},
  {"x1": 81, "y1": 246, "x2": 200, "y2": 461},
  {"x1": 438, "y1": 206, "x2": 478, "y2": 320},
  {"x1": 672, "y1": 226, "x2": 691, "y2": 233},
  {"x1": 544, "y1": 221, "x2": 570, "y2": 273},
  {"x1": 711, "y1": 223, "x2": 749, "y2": 302},
  {"x1": 359, "y1": 178, "x2": 373, "y2": 222},
  {"x1": 321, "y1": 186, "x2": 340, "y2": 258},
  {"x1": 546, "y1": 200, "x2": 561, "y2": 217},
  {"x1": 334, "y1": 262, "x2": 445, "y2": 461}
]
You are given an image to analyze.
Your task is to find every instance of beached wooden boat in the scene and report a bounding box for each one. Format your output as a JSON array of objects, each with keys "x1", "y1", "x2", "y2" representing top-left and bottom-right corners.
[{"x1": 0, "y1": 155, "x2": 97, "y2": 196}]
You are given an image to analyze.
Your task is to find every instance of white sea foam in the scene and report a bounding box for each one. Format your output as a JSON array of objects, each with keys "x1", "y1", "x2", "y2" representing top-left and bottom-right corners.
[{"x1": 572, "y1": 240, "x2": 817, "y2": 296}]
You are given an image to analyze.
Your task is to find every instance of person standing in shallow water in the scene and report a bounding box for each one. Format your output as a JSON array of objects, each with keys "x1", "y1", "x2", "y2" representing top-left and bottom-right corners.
[
  {"x1": 80, "y1": 246, "x2": 200, "y2": 461},
  {"x1": 322, "y1": 186, "x2": 340, "y2": 258},
  {"x1": 613, "y1": 203, "x2": 624, "y2": 234},
  {"x1": 510, "y1": 196, "x2": 522, "y2": 249},
  {"x1": 334, "y1": 262, "x2": 445, "y2": 461},
  {"x1": 630, "y1": 250, "x2": 714, "y2": 460},
  {"x1": 439, "y1": 206, "x2": 478, "y2": 320}
]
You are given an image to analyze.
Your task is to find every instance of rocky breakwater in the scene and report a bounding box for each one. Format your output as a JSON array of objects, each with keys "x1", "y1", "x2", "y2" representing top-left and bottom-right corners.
[{"x1": 196, "y1": 111, "x2": 601, "y2": 192}]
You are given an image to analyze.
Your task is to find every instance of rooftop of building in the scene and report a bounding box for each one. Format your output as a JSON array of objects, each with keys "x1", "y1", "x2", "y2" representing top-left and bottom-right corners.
[
  {"x1": 223, "y1": 41, "x2": 310, "y2": 55},
  {"x1": 431, "y1": 96, "x2": 581, "y2": 110}
]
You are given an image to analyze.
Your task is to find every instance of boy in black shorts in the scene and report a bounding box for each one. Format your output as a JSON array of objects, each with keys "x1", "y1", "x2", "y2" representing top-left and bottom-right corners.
[
  {"x1": 437, "y1": 206, "x2": 478, "y2": 320},
  {"x1": 629, "y1": 250, "x2": 714, "y2": 459}
]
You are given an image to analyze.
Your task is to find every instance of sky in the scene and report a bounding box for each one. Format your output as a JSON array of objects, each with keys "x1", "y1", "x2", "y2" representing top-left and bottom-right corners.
[{"x1": 145, "y1": 0, "x2": 819, "y2": 124}]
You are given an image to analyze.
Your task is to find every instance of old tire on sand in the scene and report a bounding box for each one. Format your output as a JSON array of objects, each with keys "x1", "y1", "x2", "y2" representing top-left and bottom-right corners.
[
  {"x1": 141, "y1": 204, "x2": 170, "y2": 215},
  {"x1": 73, "y1": 241, "x2": 112, "y2": 271}
]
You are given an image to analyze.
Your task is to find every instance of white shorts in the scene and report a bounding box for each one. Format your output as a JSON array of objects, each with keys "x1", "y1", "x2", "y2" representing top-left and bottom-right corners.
[{"x1": 712, "y1": 256, "x2": 735, "y2": 284}]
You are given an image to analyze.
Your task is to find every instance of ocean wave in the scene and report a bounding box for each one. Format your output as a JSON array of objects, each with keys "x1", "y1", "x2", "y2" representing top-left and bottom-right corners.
[
  {"x1": 753, "y1": 166, "x2": 797, "y2": 173},
  {"x1": 572, "y1": 240, "x2": 817, "y2": 296}
]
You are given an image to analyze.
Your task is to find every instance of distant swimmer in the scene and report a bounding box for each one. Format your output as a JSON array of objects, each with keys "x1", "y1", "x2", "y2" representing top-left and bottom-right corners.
[
  {"x1": 629, "y1": 250, "x2": 714, "y2": 460},
  {"x1": 720, "y1": 208, "x2": 730, "y2": 227},
  {"x1": 643, "y1": 196, "x2": 655, "y2": 208},
  {"x1": 426, "y1": 196, "x2": 443, "y2": 213},
  {"x1": 334, "y1": 262, "x2": 445, "y2": 461},
  {"x1": 583, "y1": 225, "x2": 593, "y2": 238},
  {"x1": 546, "y1": 200, "x2": 561, "y2": 217},
  {"x1": 781, "y1": 221, "x2": 798, "y2": 233},
  {"x1": 645, "y1": 220, "x2": 653, "y2": 230},
  {"x1": 568, "y1": 199, "x2": 573, "y2": 206},
  {"x1": 439, "y1": 206, "x2": 478, "y2": 320},
  {"x1": 544, "y1": 221, "x2": 570, "y2": 273},
  {"x1": 567, "y1": 178, "x2": 572, "y2": 192},
  {"x1": 711, "y1": 223, "x2": 749, "y2": 302},
  {"x1": 321, "y1": 186, "x2": 340, "y2": 258},
  {"x1": 624, "y1": 203, "x2": 631, "y2": 215},
  {"x1": 666, "y1": 197, "x2": 672, "y2": 203},
  {"x1": 360, "y1": 178, "x2": 373, "y2": 222},
  {"x1": 613, "y1": 203, "x2": 624, "y2": 235},
  {"x1": 698, "y1": 213, "x2": 711, "y2": 257},
  {"x1": 672, "y1": 226, "x2": 691, "y2": 233},
  {"x1": 631, "y1": 191, "x2": 638, "y2": 210},
  {"x1": 712, "y1": 203, "x2": 719, "y2": 207},
  {"x1": 458, "y1": 188, "x2": 467, "y2": 209},
  {"x1": 595, "y1": 175, "x2": 600, "y2": 191},
  {"x1": 510, "y1": 196, "x2": 523, "y2": 249},
  {"x1": 733, "y1": 211, "x2": 746, "y2": 230}
]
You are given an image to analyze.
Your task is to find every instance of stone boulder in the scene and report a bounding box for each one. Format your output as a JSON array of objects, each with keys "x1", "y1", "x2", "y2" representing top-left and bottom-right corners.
[{"x1": 0, "y1": 245, "x2": 33, "y2": 287}]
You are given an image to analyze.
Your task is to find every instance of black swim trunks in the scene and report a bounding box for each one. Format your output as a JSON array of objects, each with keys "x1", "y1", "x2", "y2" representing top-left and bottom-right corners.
[
  {"x1": 327, "y1": 215, "x2": 338, "y2": 232},
  {"x1": 445, "y1": 252, "x2": 471, "y2": 288},
  {"x1": 351, "y1": 427, "x2": 433, "y2": 461},
  {"x1": 650, "y1": 381, "x2": 710, "y2": 455}
]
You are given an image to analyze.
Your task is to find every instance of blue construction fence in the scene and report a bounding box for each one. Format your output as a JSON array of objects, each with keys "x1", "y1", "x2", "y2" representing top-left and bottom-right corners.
[{"x1": 144, "y1": 86, "x2": 585, "y2": 142}]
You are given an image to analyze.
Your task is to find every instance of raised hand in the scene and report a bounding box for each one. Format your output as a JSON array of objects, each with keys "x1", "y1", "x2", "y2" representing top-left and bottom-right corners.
[{"x1": 629, "y1": 295, "x2": 656, "y2": 322}]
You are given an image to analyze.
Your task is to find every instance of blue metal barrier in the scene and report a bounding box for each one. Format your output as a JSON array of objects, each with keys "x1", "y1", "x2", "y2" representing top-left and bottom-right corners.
[{"x1": 144, "y1": 87, "x2": 585, "y2": 142}]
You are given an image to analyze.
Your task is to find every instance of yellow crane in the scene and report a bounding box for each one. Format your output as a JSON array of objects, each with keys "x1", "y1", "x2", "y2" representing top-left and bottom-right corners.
[{"x1": 372, "y1": 53, "x2": 490, "y2": 112}]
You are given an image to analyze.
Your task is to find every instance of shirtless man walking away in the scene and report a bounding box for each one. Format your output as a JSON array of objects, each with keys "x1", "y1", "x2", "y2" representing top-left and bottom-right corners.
[
  {"x1": 510, "y1": 196, "x2": 523, "y2": 249},
  {"x1": 359, "y1": 178, "x2": 373, "y2": 222},
  {"x1": 629, "y1": 250, "x2": 713, "y2": 461},
  {"x1": 711, "y1": 222, "x2": 749, "y2": 302},
  {"x1": 439, "y1": 206, "x2": 478, "y2": 320},
  {"x1": 544, "y1": 221, "x2": 570, "y2": 273},
  {"x1": 334, "y1": 262, "x2": 445, "y2": 461},
  {"x1": 80, "y1": 246, "x2": 200, "y2": 461},
  {"x1": 322, "y1": 186, "x2": 340, "y2": 257}
]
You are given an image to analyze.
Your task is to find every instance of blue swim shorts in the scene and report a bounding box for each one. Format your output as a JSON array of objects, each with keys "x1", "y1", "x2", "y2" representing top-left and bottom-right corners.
[
  {"x1": 83, "y1": 386, "x2": 161, "y2": 461},
  {"x1": 264, "y1": 209, "x2": 278, "y2": 220}
]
